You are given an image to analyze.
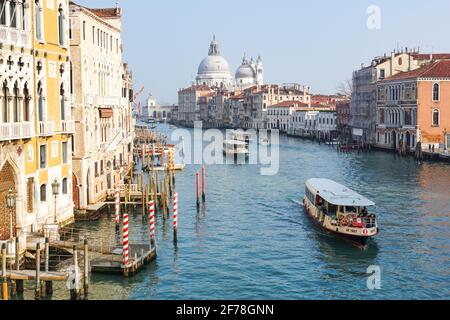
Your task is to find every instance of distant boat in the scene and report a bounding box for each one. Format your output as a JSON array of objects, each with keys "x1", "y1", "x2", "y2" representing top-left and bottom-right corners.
[
  {"x1": 303, "y1": 178, "x2": 378, "y2": 247},
  {"x1": 229, "y1": 132, "x2": 254, "y2": 145},
  {"x1": 325, "y1": 139, "x2": 339, "y2": 145},
  {"x1": 223, "y1": 140, "x2": 249, "y2": 157}
]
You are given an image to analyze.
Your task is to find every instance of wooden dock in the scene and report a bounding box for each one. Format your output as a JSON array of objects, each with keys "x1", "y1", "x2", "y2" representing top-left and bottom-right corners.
[
  {"x1": 4, "y1": 270, "x2": 68, "y2": 282},
  {"x1": 91, "y1": 244, "x2": 156, "y2": 277}
]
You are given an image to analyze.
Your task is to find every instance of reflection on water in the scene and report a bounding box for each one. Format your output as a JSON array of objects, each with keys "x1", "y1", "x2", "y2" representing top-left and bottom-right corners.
[{"x1": 17, "y1": 124, "x2": 450, "y2": 300}]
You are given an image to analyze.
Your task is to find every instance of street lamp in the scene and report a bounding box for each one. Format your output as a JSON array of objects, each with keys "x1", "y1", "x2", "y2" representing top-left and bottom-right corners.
[
  {"x1": 6, "y1": 188, "x2": 15, "y2": 240},
  {"x1": 52, "y1": 179, "x2": 60, "y2": 224}
]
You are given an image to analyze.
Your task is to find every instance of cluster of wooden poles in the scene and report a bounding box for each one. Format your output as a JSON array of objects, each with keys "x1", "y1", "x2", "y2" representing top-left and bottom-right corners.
[{"x1": 1, "y1": 238, "x2": 90, "y2": 300}]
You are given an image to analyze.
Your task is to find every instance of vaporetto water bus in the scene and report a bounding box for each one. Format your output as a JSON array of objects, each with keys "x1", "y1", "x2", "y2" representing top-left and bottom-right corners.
[
  {"x1": 303, "y1": 178, "x2": 378, "y2": 246},
  {"x1": 223, "y1": 140, "x2": 249, "y2": 157}
]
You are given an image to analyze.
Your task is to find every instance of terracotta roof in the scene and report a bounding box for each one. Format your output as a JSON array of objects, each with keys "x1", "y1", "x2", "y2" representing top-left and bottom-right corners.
[
  {"x1": 229, "y1": 93, "x2": 244, "y2": 100},
  {"x1": 410, "y1": 53, "x2": 450, "y2": 60},
  {"x1": 383, "y1": 60, "x2": 450, "y2": 81},
  {"x1": 178, "y1": 85, "x2": 211, "y2": 93},
  {"x1": 293, "y1": 107, "x2": 334, "y2": 112},
  {"x1": 88, "y1": 8, "x2": 120, "y2": 18},
  {"x1": 269, "y1": 101, "x2": 309, "y2": 108}
]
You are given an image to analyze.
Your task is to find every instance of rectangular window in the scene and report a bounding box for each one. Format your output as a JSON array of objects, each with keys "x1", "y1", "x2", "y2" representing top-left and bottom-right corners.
[
  {"x1": 83, "y1": 21, "x2": 86, "y2": 40},
  {"x1": 62, "y1": 141, "x2": 68, "y2": 163},
  {"x1": 51, "y1": 141, "x2": 59, "y2": 158},
  {"x1": 95, "y1": 162, "x2": 98, "y2": 177},
  {"x1": 92, "y1": 26, "x2": 95, "y2": 44},
  {"x1": 40, "y1": 144, "x2": 47, "y2": 169},
  {"x1": 69, "y1": 19, "x2": 72, "y2": 39},
  {"x1": 0, "y1": 0, "x2": 6, "y2": 25},
  {"x1": 27, "y1": 178, "x2": 34, "y2": 213}
]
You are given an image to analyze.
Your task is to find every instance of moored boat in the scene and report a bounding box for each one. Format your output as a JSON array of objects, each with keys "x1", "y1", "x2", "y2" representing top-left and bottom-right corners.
[{"x1": 303, "y1": 178, "x2": 378, "y2": 247}]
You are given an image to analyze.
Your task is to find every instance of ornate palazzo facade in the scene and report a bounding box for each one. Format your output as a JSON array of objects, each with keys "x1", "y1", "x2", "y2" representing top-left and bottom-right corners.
[{"x1": 1, "y1": 0, "x2": 74, "y2": 249}]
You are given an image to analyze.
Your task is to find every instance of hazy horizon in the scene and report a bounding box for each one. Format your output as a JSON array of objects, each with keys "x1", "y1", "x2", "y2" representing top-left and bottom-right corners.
[{"x1": 74, "y1": 0, "x2": 450, "y2": 105}]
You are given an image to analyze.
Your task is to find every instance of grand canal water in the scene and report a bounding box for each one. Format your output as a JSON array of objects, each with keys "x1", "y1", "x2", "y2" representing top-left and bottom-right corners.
[{"x1": 22, "y1": 124, "x2": 450, "y2": 300}]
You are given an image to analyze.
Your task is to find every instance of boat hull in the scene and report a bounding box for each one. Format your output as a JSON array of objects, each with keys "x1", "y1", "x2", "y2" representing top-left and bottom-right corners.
[{"x1": 303, "y1": 200, "x2": 376, "y2": 247}]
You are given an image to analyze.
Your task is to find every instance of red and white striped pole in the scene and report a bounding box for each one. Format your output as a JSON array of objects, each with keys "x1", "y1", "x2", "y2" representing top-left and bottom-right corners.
[
  {"x1": 149, "y1": 200, "x2": 155, "y2": 248},
  {"x1": 122, "y1": 213, "x2": 129, "y2": 266},
  {"x1": 115, "y1": 187, "x2": 120, "y2": 229},
  {"x1": 196, "y1": 171, "x2": 200, "y2": 209},
  {"x1": 173, "y1": 192, "x2": 178, "y2": 242}
]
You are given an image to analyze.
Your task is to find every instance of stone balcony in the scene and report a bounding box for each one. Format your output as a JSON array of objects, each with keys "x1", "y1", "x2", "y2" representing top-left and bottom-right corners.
[
  {"x1": 0, "y1": 27, "x2": 31, "y2": 47},
  {"x1": 61, "y1": 120, "x2": 75, "y2": 134},
  {"x1": 39, "y1": 121, "x2": 55, "y2": 137},
  {"x1": 0, "y1": 122, "x2": 33, "y2": 142}
]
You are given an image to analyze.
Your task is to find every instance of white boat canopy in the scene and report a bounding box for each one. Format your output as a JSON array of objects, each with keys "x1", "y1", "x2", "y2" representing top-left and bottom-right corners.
[
  {"x1": 306, "y1": 178, "x2": 375, "y2": 207},
  {"x1": 223, "y1": 140, "x2": 247, "y2": 146}
]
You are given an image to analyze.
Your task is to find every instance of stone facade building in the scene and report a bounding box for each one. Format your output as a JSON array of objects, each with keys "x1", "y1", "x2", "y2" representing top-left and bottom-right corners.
[
  {"x1": 375, "y1": 60, "x2": 450, "y2": 153},
  {"x1": 267, "y1": 101, "x2": 307, "y2": 133},
  {"x1": 69, "y1": 2, "x2": 133, "y2": 210},
  {"x1": 177, "y1": 85, "x2": 213, "y2": 127},
  {"x1": 336, "y1": 100, "x2": 351, "y2": 142},
  {"x1": 1, "y1": 0, "x2": 74, "y2": 249},
  {"x1": 350, "y1": 50, "x2": 450, "y2": 145},
  {"x1": 289, "y1": 107, "x2": 336, "y2": 139}
]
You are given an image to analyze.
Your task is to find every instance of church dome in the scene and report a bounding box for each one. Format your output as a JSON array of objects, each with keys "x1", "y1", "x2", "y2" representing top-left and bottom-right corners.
[
  {"x1": 235, "y1": 64, "x2": 255, "y2": 79},
  {"x1": 198, "y1": 55, "x2": 231, "y2": 75},
  {"x1": 196, "y1": 36, "x2": 233, "y2": 88}
]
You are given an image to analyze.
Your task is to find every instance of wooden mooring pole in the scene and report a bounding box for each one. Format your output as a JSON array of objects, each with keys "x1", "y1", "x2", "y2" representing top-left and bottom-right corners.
[
  {"x1": 202, "y1": 165, "x2": 206, "y2": 203},
  {"x1": 44, "y1": 237, "x2": 53, "y2": 295},
  {"x1": 196, "y1": 171, "x2": 200, "y2": 209},
  {"x1": 70, "y1": 245, "x2": 81, "y2": 300},
  {"x1": 1, "y1": 244, "x2": 8, "y2": 300},
  {"x1": 83, "y1": 239, "x2": 89, "y2": 297},
  {"x1": 15, "y1": 237, "x2": 23, "y2": 294},
  {"x1": 34, "y1": 243, "x2": 41, "y2": 300}
]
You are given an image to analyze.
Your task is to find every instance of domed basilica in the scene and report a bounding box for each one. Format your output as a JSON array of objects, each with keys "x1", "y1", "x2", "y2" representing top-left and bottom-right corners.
[{"x1": 196, "y1": 36, "x2": 264, "y2": 90}]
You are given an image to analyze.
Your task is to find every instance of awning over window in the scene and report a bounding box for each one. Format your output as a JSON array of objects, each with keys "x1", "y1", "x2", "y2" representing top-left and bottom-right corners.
[{"x1": 99, "y1": 108, "x2": 114, "y2": 118}]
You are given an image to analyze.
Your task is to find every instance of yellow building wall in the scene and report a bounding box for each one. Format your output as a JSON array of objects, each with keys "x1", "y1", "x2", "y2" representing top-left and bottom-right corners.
[{"x1": 30, "y1": 0, "x2": 70, "y2": 171}]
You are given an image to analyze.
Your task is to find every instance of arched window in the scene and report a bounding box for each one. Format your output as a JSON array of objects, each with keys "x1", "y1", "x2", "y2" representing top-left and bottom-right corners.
[
  {"x1": 10, "y1": 0, "x2": 17, "y2": 28},
  {"x1": 40, "y1": 184, "x2": 47, "y2": 202},
  {"x1": 35, "y1": 0, "x2": 43, "y2": 40},
  {"x1": 23, "y1": 83, "x2": 30, "y2": 121},
  {"x1": 60, "y1": 84, "x2": 65, "y2": 120},
  {"x1": 62, "y1": 178, "x2": 68, "y2": 195},
  {"x1": 2, "y1": 81, "x2": 8, "y2": 123},
  {"x1": 58, "y1": 5, "x2": 65, "y2": 45},
  {"x1": 37, "y1": 82, "x2": 44, "y2": 121},
  {"x1": 0, "y1": 0, "x2": 6, "y2": 25},
  {"x1": 433, "y1": 83, "x2": 440, "y2": 101},
  {"x1": 432, "y1": 109, "x2": 440, "y2": 127},
  {"x1": 20, "y1": 0, "x2": 26, "y2": 30},
  {"x1": 13, "y1": 82, "x2": 19, "y2": 122}
]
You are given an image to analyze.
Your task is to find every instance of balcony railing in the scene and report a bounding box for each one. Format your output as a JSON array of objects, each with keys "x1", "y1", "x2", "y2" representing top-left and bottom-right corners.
[
  {"x1": 0, "y1": 122, "x2": 33, "y2": 141},
  {"x1": 0, "y1": 27, "x2": 31, "y2": 47},
  {"x1": 39, "y1": 121, "x2": 55, "y2": 137},
  {"x1": 61, "y1": 120, "x2": 75, "y2": 134}
]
